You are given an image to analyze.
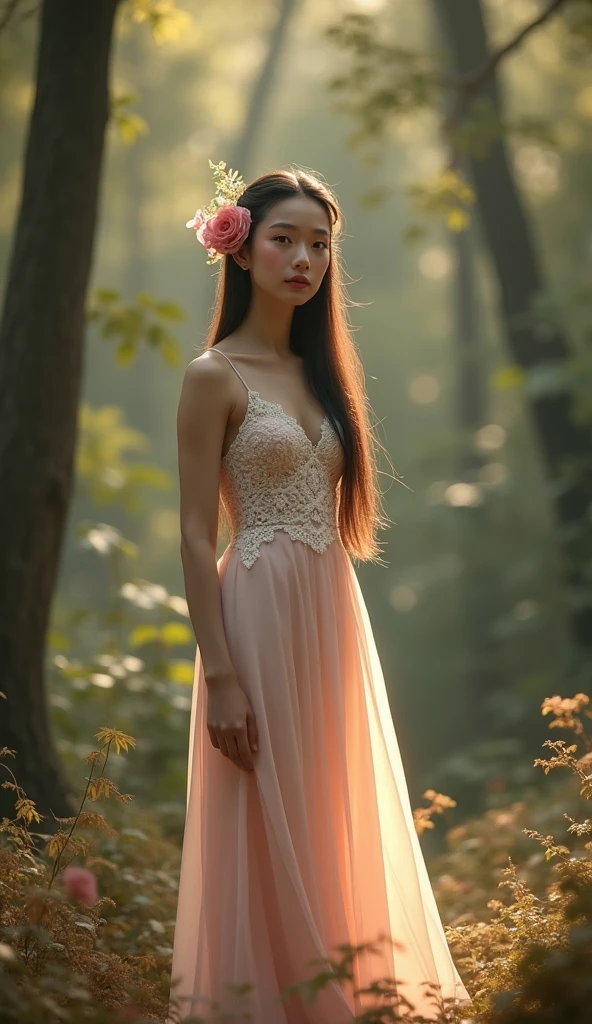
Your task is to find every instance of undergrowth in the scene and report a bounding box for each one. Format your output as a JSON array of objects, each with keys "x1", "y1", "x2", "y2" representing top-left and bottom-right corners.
[{"x1": 0, "y1": 693, "x2": 591, "y2": 1023}]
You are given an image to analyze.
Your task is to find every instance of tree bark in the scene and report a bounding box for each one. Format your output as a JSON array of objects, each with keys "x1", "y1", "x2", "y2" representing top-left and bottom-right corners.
[
  {"x1": 452, "y1": 225, "x2": 500, "y2": 736},
  {"x1": 434, "y1": 0, "x2": 592, "y2": 653},
  {"x1": 229, "y1": 0, "x2": 300, "y2": 179},
  {"x1": 0, "y1": 0, "x2": 120, "y2": 823}
]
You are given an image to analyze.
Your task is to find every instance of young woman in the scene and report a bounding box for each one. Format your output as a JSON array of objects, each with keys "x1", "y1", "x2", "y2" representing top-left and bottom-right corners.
[{"x1": 169, "y1": 162, "x2": 472, "y2": 1023}]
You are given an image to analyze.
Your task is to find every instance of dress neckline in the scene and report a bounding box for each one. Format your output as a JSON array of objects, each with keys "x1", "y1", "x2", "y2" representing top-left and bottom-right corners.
[{"x1": 222, "y1": 390, "x2": 329, "y2": 463}]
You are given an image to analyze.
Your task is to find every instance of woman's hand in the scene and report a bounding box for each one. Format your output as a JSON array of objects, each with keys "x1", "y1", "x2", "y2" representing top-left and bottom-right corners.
[{"x1": 206, "y1": 673, "x2": 259, "y2": 772}]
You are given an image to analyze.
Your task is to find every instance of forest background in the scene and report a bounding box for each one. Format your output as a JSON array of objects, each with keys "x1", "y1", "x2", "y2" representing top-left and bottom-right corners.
[
  {"x1": 1, "y1": 0, "x2": 591, "y2": 835},
  {"x1": 0, "y1": 2, "x2": 592, "y2": 1018},
  {"x1": 0, "y1": 0, "x2": 590, "y2": 832}
]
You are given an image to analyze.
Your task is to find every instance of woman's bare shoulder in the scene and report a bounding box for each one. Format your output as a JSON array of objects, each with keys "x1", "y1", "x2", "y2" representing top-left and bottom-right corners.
[{"x1": 183, "y1": 348, "x2": 231, "y2": 393}]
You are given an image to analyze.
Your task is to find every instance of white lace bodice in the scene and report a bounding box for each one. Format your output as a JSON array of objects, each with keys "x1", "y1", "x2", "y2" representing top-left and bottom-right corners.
[{"x1": 213, "y1": 350, "x2": 345, "y2": 569}]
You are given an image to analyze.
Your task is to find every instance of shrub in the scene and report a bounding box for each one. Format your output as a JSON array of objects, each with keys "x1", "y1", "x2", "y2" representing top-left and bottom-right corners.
[{"x1": 1, "y1": 693, "x2": 591, "y2": 1022}]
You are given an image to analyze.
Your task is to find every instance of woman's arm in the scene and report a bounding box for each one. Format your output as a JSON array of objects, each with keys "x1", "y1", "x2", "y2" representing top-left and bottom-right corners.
[
  {"x1": 177, "y1": 353, "x2": 234, "y2": 686},
  {"x1": 177, "y1": 353, "x2": 258, "y2": 773}
]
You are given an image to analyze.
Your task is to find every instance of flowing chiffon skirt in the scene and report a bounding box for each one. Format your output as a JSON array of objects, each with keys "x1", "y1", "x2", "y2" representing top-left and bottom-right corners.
[{"x1": 168, "y1": 532, "x2": 471, "y2": 1023}]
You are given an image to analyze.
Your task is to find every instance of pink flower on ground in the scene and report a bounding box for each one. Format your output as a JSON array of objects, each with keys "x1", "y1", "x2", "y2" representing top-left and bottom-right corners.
[
  {"x1": 196, "y1": 204, "x2": 251, "y2": 255},
  {"x1": 62, "y1": 865, "x2": 99, "y2": 906},
  {"x1": 120, "y1": 1005, "x2": 142, "y2": 1022}
]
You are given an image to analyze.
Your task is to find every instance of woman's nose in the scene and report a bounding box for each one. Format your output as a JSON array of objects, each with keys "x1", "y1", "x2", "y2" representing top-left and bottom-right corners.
[{"x1": 293, "y1": 246, "x2": 310, "y2": 267}]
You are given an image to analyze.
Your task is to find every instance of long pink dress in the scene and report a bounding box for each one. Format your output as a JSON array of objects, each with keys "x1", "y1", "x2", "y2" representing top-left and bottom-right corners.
[{"x1": 168, "y1": 348, "x2": 472, "y2": 1023}]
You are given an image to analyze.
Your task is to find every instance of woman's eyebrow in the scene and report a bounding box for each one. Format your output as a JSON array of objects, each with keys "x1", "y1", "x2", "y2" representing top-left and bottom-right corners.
[{"x1": 268, "y1": 220, "x2": 330, "y2": 237}]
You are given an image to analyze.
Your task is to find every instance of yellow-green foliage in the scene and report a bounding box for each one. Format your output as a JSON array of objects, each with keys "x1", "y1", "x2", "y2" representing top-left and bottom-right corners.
[
  {"x1": 1, "y1": 696, "x2": 591, "y2": 1022},
  {"x1": 0, "y1": 729, "x2": 173, "y2": 1022},
  {"x1": 433, "y1": 693, "x2": 592, "y2": 1021}
]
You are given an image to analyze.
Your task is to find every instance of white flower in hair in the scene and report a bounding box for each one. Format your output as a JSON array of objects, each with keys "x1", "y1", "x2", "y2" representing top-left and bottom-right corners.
[{"x1": 186, "y1": 160, "x2": 252, "y2": 264}]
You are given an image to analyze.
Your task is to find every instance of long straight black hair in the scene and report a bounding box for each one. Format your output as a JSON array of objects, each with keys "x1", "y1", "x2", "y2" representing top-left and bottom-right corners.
[{"x1": 203, "y1": 166, "x2": 394, "y2": 564}]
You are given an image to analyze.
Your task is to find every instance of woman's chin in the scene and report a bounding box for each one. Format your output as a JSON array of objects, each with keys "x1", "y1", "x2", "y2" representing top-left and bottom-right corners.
[{"x1": 286, "y1": 290, "x2": 313, "y2": 306}]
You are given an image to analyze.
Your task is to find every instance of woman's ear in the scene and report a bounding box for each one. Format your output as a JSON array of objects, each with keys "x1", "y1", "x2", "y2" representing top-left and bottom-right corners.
[{"x1": 231, "y1": 243, "x2": 250, "y2": 271}]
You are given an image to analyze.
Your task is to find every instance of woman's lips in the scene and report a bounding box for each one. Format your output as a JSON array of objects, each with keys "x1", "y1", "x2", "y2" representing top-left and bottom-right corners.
[{"x1": 286, "y1": 279, "x2": 309, "y2": 289}]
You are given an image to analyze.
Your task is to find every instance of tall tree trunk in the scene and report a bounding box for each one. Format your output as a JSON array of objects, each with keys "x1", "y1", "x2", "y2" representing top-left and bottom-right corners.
[
  {"x1": 229, "y1": 0, "x2": 300, "y2": 179},
  {"x1": 452, "y1": 225, "x2": 497, "y2": 735},
  {"x1": 122, "y1": 31, "x2": 149, "y2": 298},
  {"x1": 429, "y1": 7, "x2": 502, "y2": 762},
  {"x1": 0, "y1": 0, "x2": 120, "y2": 823},
  {"x1": 434, "y1": 0, "x2": 592, "y2": 655}
]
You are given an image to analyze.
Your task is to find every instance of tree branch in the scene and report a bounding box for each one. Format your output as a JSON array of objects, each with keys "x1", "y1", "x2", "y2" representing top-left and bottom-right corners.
[
  {"x1": 0, "y1": 0, "x2": 41, "y2": 35},
  {"x1": 462, "y1": 0, "x2": 573, "y2": 98},
  {"x1": 444, "y1": 0, "x2": 575, "y2": 150},
  {"x1": 0, "y1": 0, "x2": 21, "y2": 33}
]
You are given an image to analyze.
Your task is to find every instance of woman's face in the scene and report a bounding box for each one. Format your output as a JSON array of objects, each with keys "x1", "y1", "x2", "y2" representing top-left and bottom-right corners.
[{"x1": 234, "y1": 194, "x2": 332, "y2": 304}]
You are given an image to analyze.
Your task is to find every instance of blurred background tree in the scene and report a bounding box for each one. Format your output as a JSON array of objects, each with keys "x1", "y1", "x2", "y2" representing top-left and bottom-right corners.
[
  {"x1": 0, "y1": 0, "x2": 189, "y2": 821},
  {"x1": 0, "y1": 0, "x2": 122, "y2": 822},
  {"x1": 0, "y1": 0, "x2": 590, "y2": 837}
]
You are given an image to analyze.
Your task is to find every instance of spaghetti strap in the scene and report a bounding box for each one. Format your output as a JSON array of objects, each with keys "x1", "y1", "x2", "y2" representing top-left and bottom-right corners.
[{"x1": 211, "y1": 347, "x2": 251, "y2": 394}]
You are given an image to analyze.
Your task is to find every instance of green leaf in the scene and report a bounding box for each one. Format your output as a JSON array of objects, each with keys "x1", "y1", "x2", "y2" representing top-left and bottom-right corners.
[
  {"x1": 160, "y1": 333, "x2": 182, "y2": 367},
  {"x1": 492, "y1": 365, "x2": 524, "y2": 390},
  {"x1": 154, "y1": 301, "x2": 185, "y2": 321},
  {"x1": 161, "y1": 622, "x2": 193, "y2": 647},
  {"x1": 146, "y1": 324, "x2": 164, "y2": 347},
  {"x1": 48, "y1": 631, "x2": 70, "y2": 651},
  {"x1": 129, "y1": 625, "x2": 160, "y2": 648},
  {"x1": 167, "y1": 659, "x2": 195, "y2": 685},
  {"x1": 125, "y1": 463, "x2": 173, "y2": 490},
  {"x1": 116, "y1": 339, "x2": 138, "y2": 366},
  {"x1": 120, "y1": 540, "x2": 139, "y2": 560},
  {"x1": 94, "y1": 289, "x2": 120, "y2": 304},
  {"x1": 446, "y1": 208, "x2": 470, "y2": 232}
]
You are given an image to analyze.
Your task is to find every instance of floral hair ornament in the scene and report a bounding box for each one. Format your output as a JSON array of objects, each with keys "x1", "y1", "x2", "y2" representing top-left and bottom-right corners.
[{"x1": 186, "y1": 159, "x2": 252, "y2": 265}]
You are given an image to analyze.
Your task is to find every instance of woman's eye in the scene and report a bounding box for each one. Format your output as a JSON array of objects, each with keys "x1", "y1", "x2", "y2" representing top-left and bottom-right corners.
[{"x1": 272, "y1": 235, "x2": 327, "y2": 250}]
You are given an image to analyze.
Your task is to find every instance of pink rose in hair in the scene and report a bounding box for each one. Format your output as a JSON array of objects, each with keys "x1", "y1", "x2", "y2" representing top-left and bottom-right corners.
[
  {"x1": 62, "y1": 865, "x2": 99, "y2": 906},
  {"x1": 197, "y1": 204, "x2": 251, "y2": 255}
]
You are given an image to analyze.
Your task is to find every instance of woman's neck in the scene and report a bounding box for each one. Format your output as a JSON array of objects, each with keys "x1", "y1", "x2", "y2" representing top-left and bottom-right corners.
[{"x1": 235, "y1": 289, "x2": 295, "y2": 357}]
